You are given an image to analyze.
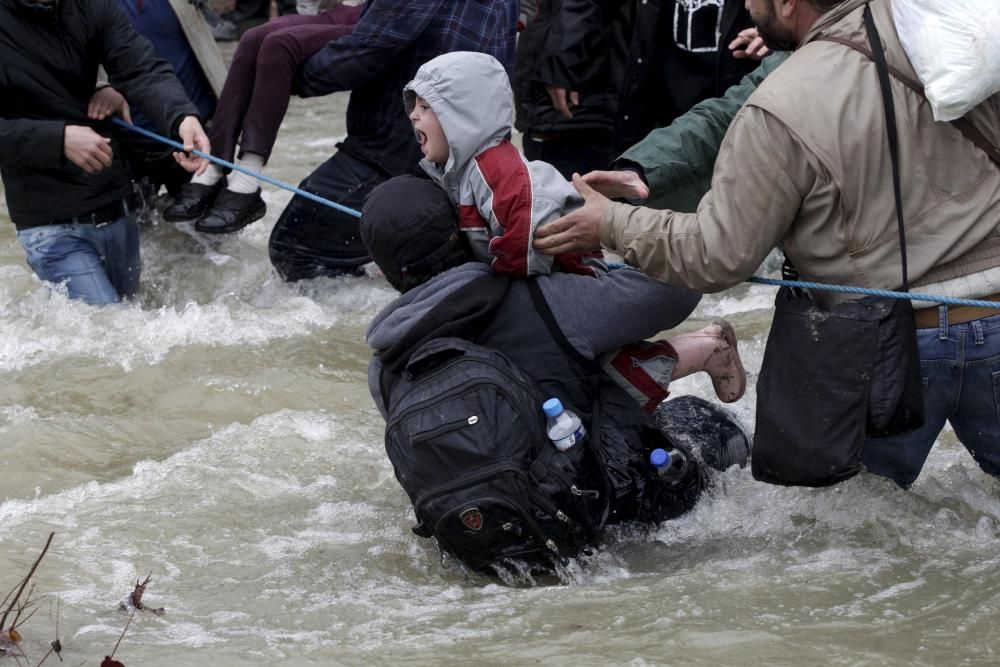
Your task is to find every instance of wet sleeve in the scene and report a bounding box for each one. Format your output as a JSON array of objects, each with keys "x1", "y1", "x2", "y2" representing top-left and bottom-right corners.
[
  {"x1": 0, "y1": 118, "x2": 66, "y2": 169},
  {"x1": 297, "y1": 0, "x2": 444, "y2": 98},
  {"x1": 600, "y1": 107, "x2": 809, "y2": 293}
]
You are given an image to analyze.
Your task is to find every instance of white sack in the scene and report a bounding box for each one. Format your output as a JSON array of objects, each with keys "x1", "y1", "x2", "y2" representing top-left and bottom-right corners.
[{"x1": 892, "y1": 0, "x2": 1000, "y2": 121}]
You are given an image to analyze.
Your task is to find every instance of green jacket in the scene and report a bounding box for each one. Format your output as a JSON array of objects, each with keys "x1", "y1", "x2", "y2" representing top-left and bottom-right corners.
[{"x1": 616, "y1": 52, "x2": 790, "y2": 212}]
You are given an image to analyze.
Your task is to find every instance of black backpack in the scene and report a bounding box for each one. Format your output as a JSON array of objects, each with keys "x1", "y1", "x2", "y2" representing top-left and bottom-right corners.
[{"x1": 381, "y1": 336, "x2": 609, "y2": 573}]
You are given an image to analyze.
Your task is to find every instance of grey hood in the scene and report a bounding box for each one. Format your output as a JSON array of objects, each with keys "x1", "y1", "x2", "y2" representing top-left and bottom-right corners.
[
  {"x1": 403, "y1": 51, "x2": 513, "y2": 200},
  {"x1": 366, "y1": 262, "x2": 490, "y2": 352}
]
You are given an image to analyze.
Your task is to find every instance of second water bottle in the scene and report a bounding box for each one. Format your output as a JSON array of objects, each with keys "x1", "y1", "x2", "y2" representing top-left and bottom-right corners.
[{"x1": 650, "y1": 447, "x2": 689, "y2": 481}]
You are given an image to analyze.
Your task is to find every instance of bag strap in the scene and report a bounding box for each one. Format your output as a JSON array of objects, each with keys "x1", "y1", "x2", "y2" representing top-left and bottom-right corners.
[
  {"x1": 527, "y1": 279, "x2": 601, "y2": 373},
  {"x1": 860, "y1": 6, "x2": 910, "y2": 291}
]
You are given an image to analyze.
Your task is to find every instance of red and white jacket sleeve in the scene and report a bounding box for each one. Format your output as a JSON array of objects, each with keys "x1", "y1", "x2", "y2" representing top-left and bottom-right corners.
[{"x1": 458, "y1": 140, "x2": 606, "y2": 277}]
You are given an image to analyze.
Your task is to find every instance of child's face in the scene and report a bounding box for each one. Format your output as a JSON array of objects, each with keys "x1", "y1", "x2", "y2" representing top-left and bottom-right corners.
[{"x1": 409, "y1": 96, "x2": 449, "y2": 164}]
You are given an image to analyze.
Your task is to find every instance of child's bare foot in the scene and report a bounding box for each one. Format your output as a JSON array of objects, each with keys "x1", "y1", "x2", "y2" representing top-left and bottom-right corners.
[{"x1": 669, "y1": 320, "x2": 747, "y2": 403}]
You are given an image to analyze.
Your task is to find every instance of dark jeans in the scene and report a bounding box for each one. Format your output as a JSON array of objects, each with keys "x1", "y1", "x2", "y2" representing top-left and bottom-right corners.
[
  {"x1": 862, "y1": 311, "x2": 1000, "y2": 487},
  {"x1": 522, "y1": 130, "x2": 615, "y2": 180},
  {"x1": 210, "y1": 6, "x2": 361, "y2": 164},
  {"x1": 269, "y1": 151, "x2": 386, "y2": 282}
]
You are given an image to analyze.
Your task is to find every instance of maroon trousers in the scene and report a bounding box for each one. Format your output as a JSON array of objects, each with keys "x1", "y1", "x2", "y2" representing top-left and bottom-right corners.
[{"x1": 209, "y1": 4, "x2": 362, "y2": 164}]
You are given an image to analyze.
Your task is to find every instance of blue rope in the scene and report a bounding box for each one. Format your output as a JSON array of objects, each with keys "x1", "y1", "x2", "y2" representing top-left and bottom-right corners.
[
  {"x1": 115, "y1": 119, "x2": 1000, "y2": 311},
  {"x1": 111, "y1": 118, "x2": 362, "y2": 218},
  {"x1": 747, "y1": 276, "x2": 1000, "y2": 310}
]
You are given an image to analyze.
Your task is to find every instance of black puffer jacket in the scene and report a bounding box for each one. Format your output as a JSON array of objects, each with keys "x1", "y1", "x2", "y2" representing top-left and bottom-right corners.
[
  {"x1": 514, "y1": 0, "x2": 756, "y2": 154},
  {"x1": 0, "y1": 0, "x2": 198, "y2": 228}
]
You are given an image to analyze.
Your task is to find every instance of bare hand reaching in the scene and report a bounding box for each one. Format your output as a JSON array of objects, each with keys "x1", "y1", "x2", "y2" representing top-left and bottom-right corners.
[
  {"x1": 87, "y1": 85, "x2": 132, "y2": 124},
  {"x1": 581, "y1": 169, "x2": 650, "y2": 201},
  {"x1": 173, "y1": 115, "x2": 211, "y2": 176},
  {"x1": 533, "y1": 173, "x2": 609, "y2": 256},
  {"x1": 64, "y1": 125, "x2": 113, "y2": 174},
  {"x1": 545, "y1": 85, "x2": 580, "y2": 119},
  {"x1": 729, "y1": 28, "x2": 771, "y2": 60}
]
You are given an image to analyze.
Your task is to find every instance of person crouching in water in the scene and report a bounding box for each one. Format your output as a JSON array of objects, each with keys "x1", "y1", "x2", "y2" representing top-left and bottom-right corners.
[
  {"x1": 403, "y1": 51, "x2": 747, "y2": 410},
  {"x1": 362, "y1": 175, "x2": 752, "y2": 574}
]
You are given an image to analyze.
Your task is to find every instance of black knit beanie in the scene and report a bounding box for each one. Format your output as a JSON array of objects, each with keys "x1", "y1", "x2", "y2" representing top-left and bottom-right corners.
[{"x1": 360, "y1": 175, "x2": 471, "y2": 292}]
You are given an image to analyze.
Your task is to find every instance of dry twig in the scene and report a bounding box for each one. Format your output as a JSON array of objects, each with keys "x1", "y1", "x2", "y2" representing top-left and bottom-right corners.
[
  {"x1": 1, "y1": 533, "x2": 55, "y2": 661},
  {"x1": 1, "y1": 533, "x2": 54, "y2": 630}
]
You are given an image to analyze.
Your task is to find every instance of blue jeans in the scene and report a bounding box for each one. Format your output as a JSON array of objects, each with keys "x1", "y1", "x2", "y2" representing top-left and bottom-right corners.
[
  {"x1": 16, "y1": 214, "x2": 141, "y2": 305},
  {"x1": 862, "y1": 311, "x2": 1000, "y2": 487}
]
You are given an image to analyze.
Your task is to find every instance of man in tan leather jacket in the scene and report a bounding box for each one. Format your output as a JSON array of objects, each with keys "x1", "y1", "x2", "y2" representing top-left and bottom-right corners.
[{"x1": 534, "y1": 0, "x2": 1000, "y2": 488}]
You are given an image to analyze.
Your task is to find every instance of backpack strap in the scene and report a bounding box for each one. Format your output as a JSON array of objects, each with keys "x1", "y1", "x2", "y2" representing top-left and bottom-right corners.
[
  {"x1": 379, "y1": 362, "x2": 392, "y2": 412},
  {"x1": 527, "y1": 279, "x2": 601, "y2": 373},
  {"x1": 404, "y1": 336, "x2": 479, "y2": 375},
  {"x1": 527, "y1": 278, "x2": 613, "y2": 523}
]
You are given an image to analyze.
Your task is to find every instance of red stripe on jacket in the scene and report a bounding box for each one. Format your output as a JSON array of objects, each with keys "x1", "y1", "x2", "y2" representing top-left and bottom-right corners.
[
  {"x1": 458, "y1": 204, "x2": 488, "y2": 231},
  {"x1": 475, "y1": 141, "x2": 532, "y2": 276}
]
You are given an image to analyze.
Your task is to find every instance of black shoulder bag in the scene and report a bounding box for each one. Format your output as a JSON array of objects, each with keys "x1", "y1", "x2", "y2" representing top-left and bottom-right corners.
[{"x1": 751, "y1": 6, "x2": 924, "y2": 487}]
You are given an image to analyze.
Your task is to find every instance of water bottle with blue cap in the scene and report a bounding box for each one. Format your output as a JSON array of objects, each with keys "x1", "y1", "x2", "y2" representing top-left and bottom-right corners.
[
  {"x1": 650, "y1": 447, "x2": 689, "y2": 482},
  {"x1": 542, "y1": 398, "x2": 586, "y2": 451}
]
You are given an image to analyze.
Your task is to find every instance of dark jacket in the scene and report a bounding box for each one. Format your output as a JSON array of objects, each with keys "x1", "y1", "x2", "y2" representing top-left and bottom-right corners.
[
  {"x1": 515, "y1": 0, "x2": 756, "y2": 154},
  {"x1": 0, "y1": 0, "x2": 199, "y2": 229},
  {"x1": 296, "y1": 0, "x2": 518, "y2": 179}
]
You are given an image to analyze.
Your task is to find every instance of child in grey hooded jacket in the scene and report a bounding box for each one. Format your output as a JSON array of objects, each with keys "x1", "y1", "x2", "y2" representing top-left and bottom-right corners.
[
  {"x1": 402, "y1": 52, "x2": 746, "y2": 411},
  {"x1": 404, "y1": 50, "x2": 607, "y2": 278}
]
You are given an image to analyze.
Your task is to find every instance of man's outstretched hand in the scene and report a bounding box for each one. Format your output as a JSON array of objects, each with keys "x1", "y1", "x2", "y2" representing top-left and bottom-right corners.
[
  {"x1": 533, "y1": 173, "x2": 610, "y2": 256},
  {"x1": 173, "y1": 116, "x2": 211, "y2": 176},
  {"x1": 581, "y1": 169, "x2": 650, "y2": 201}
]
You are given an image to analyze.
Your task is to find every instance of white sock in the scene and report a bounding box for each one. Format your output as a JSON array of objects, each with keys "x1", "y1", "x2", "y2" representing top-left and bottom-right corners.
[
  {"x1": 227, "y1": 153, "x2": 265, "y2": 194},
  {"x1": 191, "y1": 162, "x2": 223, "y2": 187}
]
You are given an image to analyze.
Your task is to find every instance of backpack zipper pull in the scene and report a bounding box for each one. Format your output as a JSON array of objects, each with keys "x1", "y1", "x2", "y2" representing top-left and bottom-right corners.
[{"x1": 570, "y1": 485, "x2": 600, "y2": 499}]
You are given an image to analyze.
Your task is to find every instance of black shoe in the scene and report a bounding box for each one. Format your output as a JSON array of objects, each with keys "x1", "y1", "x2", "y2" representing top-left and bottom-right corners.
[
  {"x1": 195, "y1": 188, "x2": 266, "y2": 234},
  {"x1": 163, "y1": 180, "x2": 226, "y2": 222}
]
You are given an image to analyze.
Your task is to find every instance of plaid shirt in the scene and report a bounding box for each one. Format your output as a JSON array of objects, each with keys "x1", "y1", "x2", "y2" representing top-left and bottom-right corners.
[{"x1": 298, "y1": 0, "x2": 518, "y2": 177}]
